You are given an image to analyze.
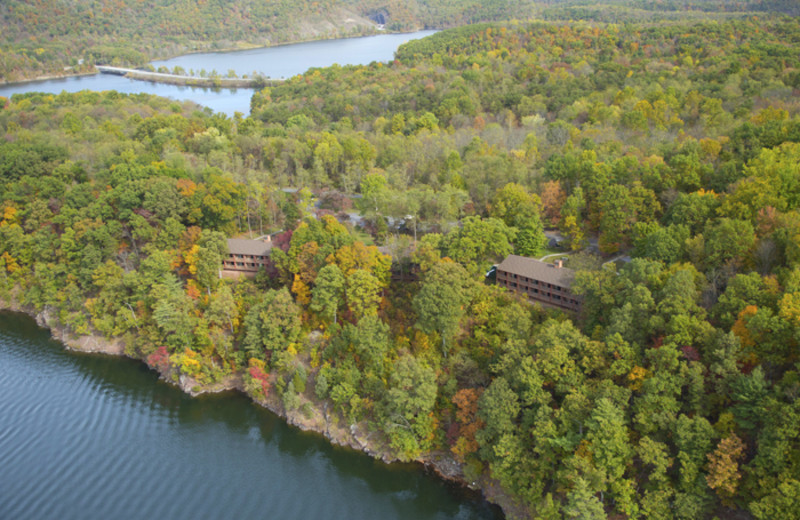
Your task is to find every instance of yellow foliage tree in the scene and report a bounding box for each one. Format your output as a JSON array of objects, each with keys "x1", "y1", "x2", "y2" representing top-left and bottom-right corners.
[
  {"x1": 292, "y1": 274, "x2": 312, "y2": 305},
  {"x1": 706, "y1": 434, "x2": 745, "y2": 505}
]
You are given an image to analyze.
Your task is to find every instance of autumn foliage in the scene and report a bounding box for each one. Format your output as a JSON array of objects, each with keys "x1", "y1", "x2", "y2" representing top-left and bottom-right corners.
[
  {"x1": 707, "y1": 434, "x2": 746, "y2": 504},
  {"x1": 246, "y1": 359, "x2": 271, "y2": 400},
  {"x1": 450, "y1": 387, "x2": 484, "y2": 461},
  {"x1": 146, "y1": 346, "x2": 171, "y2": 374}
]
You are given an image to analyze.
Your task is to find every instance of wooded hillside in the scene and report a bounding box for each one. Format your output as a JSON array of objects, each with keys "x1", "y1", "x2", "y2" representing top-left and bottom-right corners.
[
  {"x1": 3, "y1": 0, "x2": 797, "y2": 82},
  {"x1": 0, "y1": 0, "x2": 539, "y2": 82},
  {"x1": 2, "y1": 9, "x2": 800, "y2": 520}
]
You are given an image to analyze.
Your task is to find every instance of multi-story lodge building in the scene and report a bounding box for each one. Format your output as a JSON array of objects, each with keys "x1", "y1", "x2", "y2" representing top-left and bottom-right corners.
[
  {"x1": 221, "y1": 238, "x2": 273, "y2": 278},
  {"x1": 496, "y1": 254, "x2": 581, "y2": 312}
]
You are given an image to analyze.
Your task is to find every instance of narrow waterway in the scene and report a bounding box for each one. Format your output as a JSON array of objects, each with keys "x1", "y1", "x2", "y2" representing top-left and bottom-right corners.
[
  {"x1": 0, "y1": 31, "x2": 436, "y2": 116},
  {"x1": 149, "y1": 30, "x2": 438, "y2": 80},
  {"x1": 0, "y1": 312, "x2": 502, "y2": 520}
]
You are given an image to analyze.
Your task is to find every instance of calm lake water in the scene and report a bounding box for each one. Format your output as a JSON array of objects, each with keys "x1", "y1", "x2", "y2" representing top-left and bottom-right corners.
[
  {"x1": 0, "y1": 312, "x2": 502, "y2": 520},
  {"x1": 0, "y1": 31, "x2": 436, "y2": 116}
]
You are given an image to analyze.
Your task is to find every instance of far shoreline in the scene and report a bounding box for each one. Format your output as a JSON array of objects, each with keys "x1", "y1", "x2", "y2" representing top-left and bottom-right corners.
[
  {"x1": 0, "y1": 27, "x2": 437, "y2": 89},
  {"x1": 0, "y1": 70, "x2": 99, "y2": 88}
]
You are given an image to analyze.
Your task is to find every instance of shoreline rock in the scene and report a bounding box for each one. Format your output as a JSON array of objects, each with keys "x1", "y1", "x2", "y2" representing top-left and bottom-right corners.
[
  {"x1": 0, "y1": 300, "x2": 507, "y2": 514},
  {"x1": 34, "y1": 306, "x2": 127, "y2": 356}
]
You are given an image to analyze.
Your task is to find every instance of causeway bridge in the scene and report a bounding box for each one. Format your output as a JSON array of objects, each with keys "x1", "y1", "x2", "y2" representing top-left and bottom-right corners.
[
  {"x1": 96, "y1": 65, "x2": 138, "y2": 76},
  {"x1": 95, "y1": 66, "x2": 281, "y2": 87}
]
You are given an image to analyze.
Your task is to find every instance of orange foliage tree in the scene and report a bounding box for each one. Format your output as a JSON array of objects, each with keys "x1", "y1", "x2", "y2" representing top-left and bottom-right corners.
[{"x1": 451, "y1": 387, "x2": 485, "y2": 461}]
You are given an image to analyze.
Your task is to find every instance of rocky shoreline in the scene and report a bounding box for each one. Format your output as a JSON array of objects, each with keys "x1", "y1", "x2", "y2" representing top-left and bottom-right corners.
[{"x1": 0, "y1": 299, "x2": 514, "y2": 517}]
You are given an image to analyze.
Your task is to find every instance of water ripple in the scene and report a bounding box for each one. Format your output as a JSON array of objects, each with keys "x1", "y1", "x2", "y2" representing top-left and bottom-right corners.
[{"x1": 0, "y1": 312, "x2": 502, "y2": 520}]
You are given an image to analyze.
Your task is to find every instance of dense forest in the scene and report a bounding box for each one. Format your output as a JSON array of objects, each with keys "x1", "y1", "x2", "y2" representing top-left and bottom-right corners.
[
  {"x1": 2, "y1": 0, "x2": 799, "y2": 82},
  {"x1": 2, "y1": 8, "x2": 800, "y2": 520},
  {"x1": 0, "y1": 0, "x2": 537, "y2": 82}
]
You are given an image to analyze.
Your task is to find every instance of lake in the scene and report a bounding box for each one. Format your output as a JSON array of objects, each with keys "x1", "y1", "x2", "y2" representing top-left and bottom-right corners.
[
  {"x1": 0, "y1": 31, "x2": 437, "y2": 116},
  {"x1": 0, "y1": 311, "x2": 502, "y2": 520}
]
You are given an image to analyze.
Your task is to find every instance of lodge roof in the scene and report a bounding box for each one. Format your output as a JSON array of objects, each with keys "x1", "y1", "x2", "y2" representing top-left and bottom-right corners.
[
  {"x1": 496, "y1": 255, "x2": 575, "y2": 288},
  {"x1": 226, "y1": 238, "x2": 272, "y2": 257}
]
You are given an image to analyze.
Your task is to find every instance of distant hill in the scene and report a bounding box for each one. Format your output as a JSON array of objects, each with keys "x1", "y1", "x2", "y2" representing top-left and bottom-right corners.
[
  {"x1": 0, "y1": 0, "x2": 537, "y2": 82},
  {"x1": 1, "y1": 0, "x2": 795, "y2": 82}
]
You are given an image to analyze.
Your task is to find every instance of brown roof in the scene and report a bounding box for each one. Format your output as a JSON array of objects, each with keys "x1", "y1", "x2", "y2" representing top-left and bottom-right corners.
[
  {"x1": 226, "y1": 238, "x2": 272, "y2": 257},
  {"x1": 496, "y1": 255, "x2": 575, "y2": 288}
]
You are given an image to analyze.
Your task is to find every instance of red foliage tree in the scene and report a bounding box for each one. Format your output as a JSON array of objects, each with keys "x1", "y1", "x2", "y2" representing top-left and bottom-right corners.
[{"x1": 146, "y1": 346, "x2": 170, "y2": 374}]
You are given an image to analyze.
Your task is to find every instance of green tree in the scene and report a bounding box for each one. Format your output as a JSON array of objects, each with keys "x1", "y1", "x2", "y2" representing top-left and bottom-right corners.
[
  {"x1": 151, "y1": 276, "x2": 196, "y2": 351},
  {"x1": 750, "y1": 479, "x2": 800, "y2": 520},
  {"x1": 586, "y1": 398, "x2": 636, "y2": 516},
  {"x1": 597, "y1": 184, "x2": 635, "y2": 254},
  {"x1": 560, "y1": 187, "x2": 587, "y2": 250},
  {"x1": 563, "y1": 477, "x2": 605, "y2": 520},
  {"x1": 514, "y1": 220, "x2": 547, "y2": 257},
  {"x1": 476, "y1": 376, "x2": 520, "y2": 459},
  {"x1": 713, "y1": 272, "x2": 775, "y2": 329},
  {"x1": 346, "y1": 269, "x2": 382, "y2": 320},
  {"x1": 359, "y1": 171, "x2": 390, "y2": 216},
  {"x1": 490, "y1": 182, "x2": 541, "y2": 229},
  {"x1": 703, "y1": 218, "x2": 756, "y2": 271},
  {"x1": 413, "y1": 260, "x2": 473, "y2": 354},
  {"x1": 242, "y1": 287, "x2": 301, "y2": 363},
  {"x1": 380, "y1": 355, "x2": 438, "y2": 460},
  {"x1": 207, "y1": 284, "x2": 237, "y2": 333},
  {"x1": 442, "y1": 216, "x2": 515, "y2": 274},
  {"x1": 311, "y1": 263, "x2": 345, "y2": 324},
  {"x1": 194, "y1": 244, "x2": 222, "y2": 295}
]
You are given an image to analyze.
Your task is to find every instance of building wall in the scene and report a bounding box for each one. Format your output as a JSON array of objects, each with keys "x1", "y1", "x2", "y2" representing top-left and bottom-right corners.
[
  {"x1": 220, "y1": 269, "x2": 258, "y2": 280},
  {"x1": 496, "y1": 269, "x2": 581, "y2": 312},
  {"x1": 222, "y1": 253, "x2": 269, "y2": 273}
]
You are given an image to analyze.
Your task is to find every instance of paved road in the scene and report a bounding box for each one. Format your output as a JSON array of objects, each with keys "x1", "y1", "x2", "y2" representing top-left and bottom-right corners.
[{"x1": 539, "y1": 251, "x2": 573, "y2": 262}]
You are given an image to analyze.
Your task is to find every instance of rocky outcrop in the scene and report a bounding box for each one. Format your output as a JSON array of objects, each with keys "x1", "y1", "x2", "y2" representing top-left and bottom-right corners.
[
  {"x1": 35, "y1": 307, "x2": 126, "y2": 356},
  {"x1": 368, "y1": 10, "x2": 389, "y2": 26},
  {"x1": 0, "y1": 300, "x2": 126, "y2": 356}
]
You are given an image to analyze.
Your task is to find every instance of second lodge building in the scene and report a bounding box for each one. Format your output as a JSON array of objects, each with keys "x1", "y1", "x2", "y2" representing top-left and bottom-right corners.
[
  {"x1": 221, "y1": 238, "x2": 273, "y2": 277},
  {"x1": 496, "y1": 254, "x2": 581, "y2": 312}
]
